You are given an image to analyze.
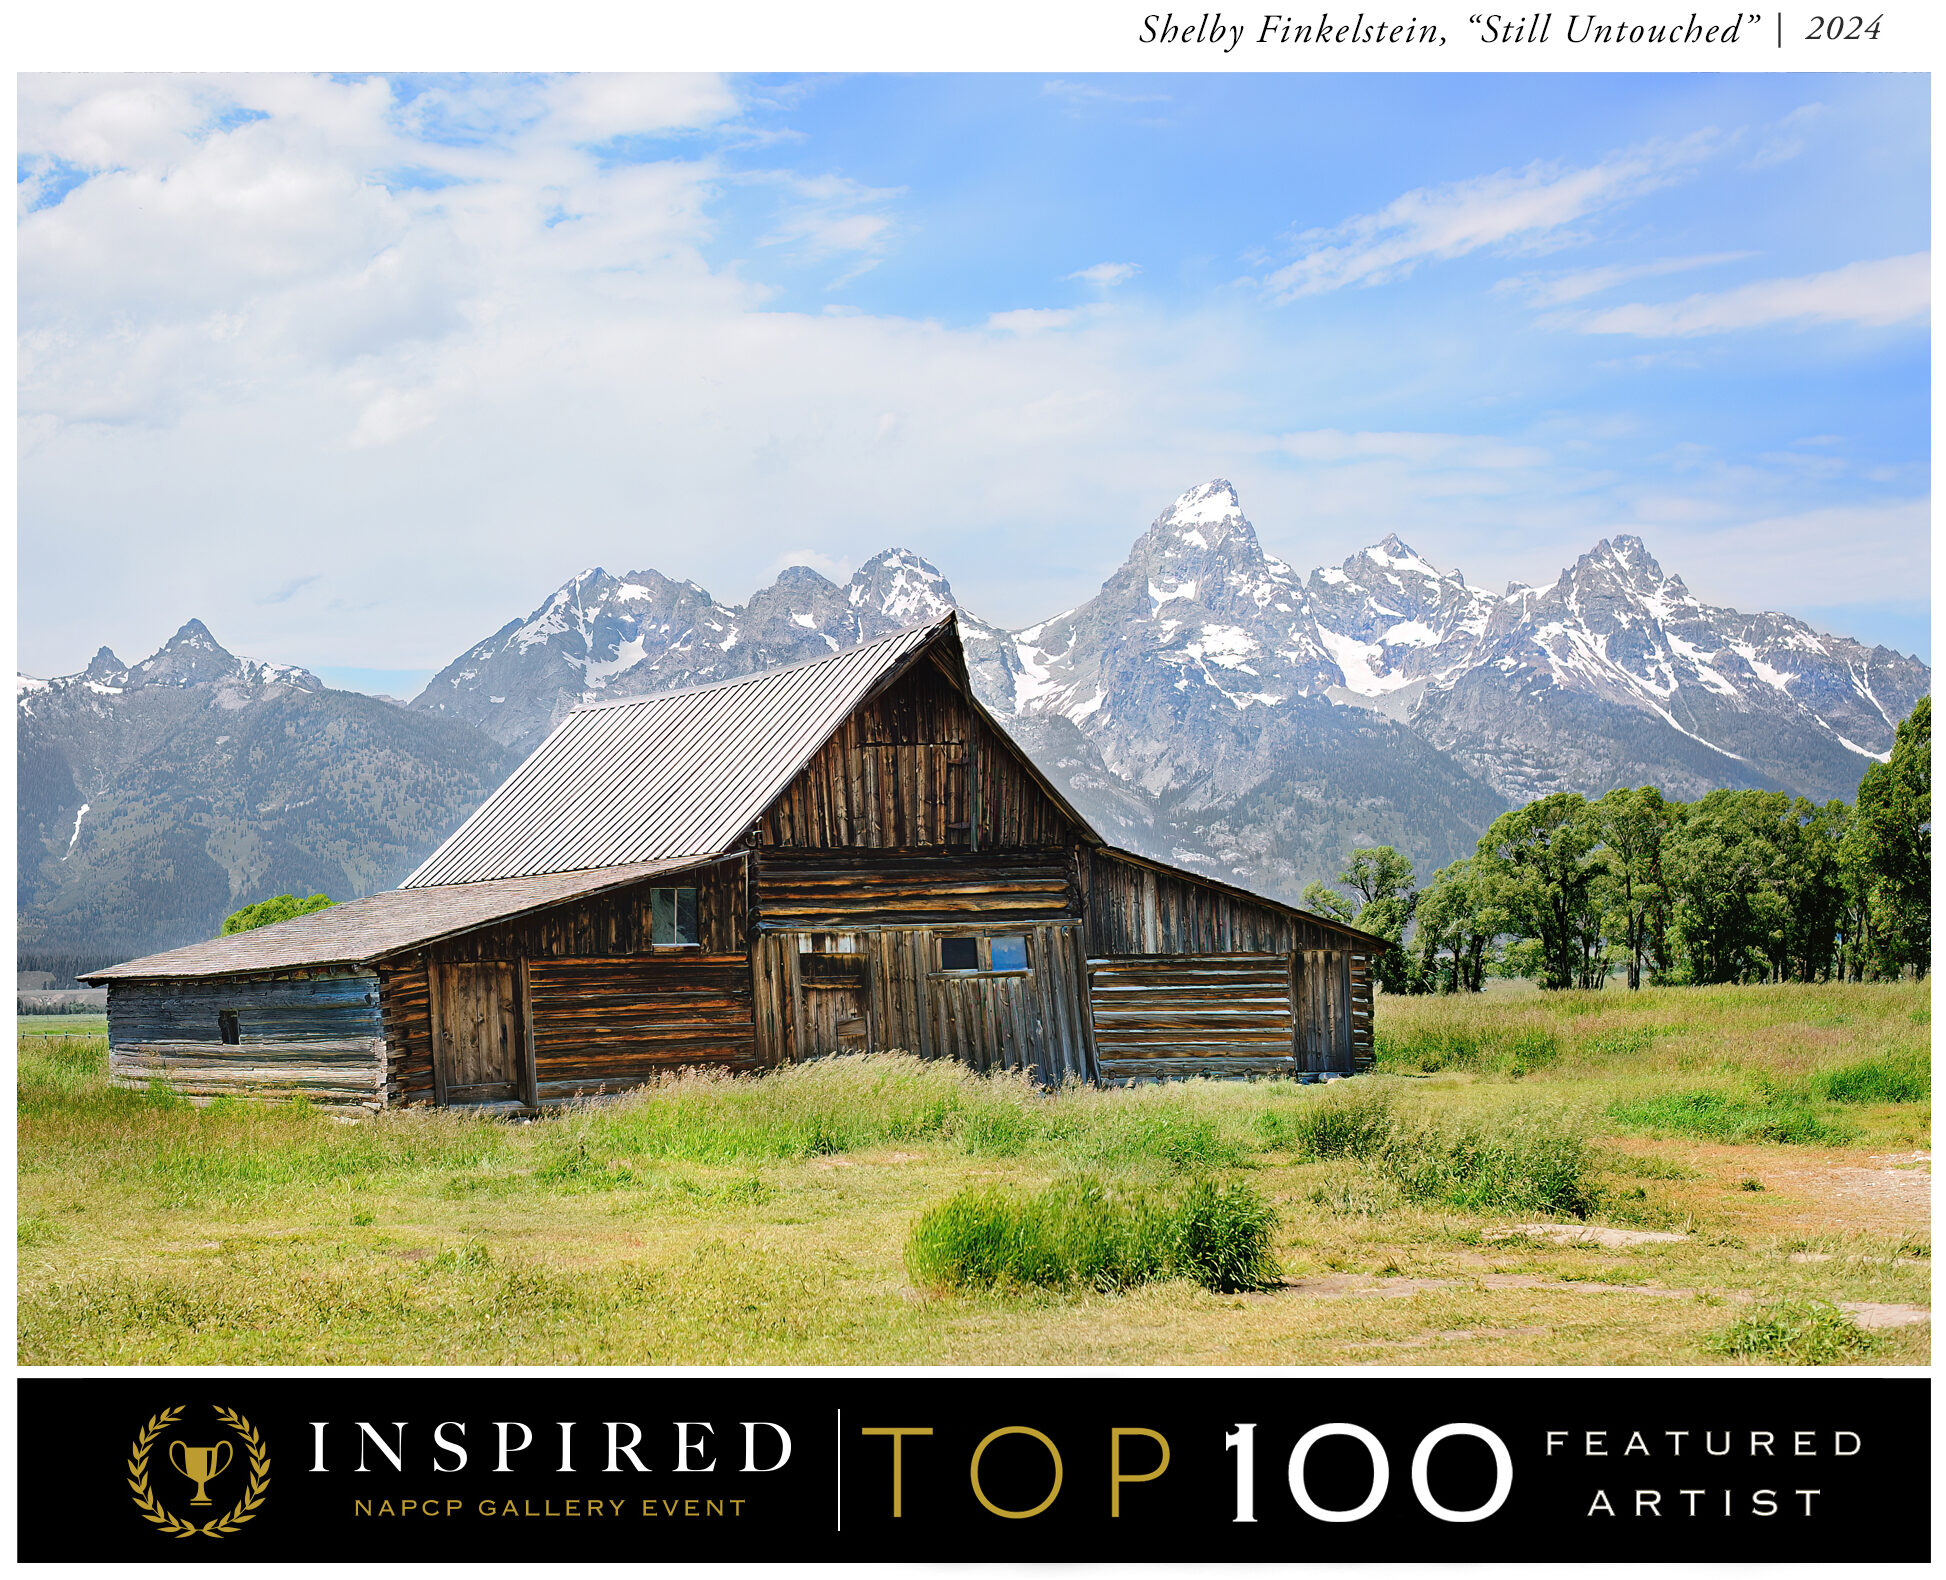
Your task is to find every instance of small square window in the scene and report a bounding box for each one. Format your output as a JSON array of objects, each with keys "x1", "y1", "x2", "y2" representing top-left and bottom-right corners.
[
  {"x1": 988, "y1": 936, "x2": 1028, "y2": 972},
  {"x1": 651, "y1": 887, "x2": 700, "y2": 946},
  {"x1": 939, "y1": 936, "x2": 979, "y2": 972},
  {"x1": 217, "y1": 1009, "x2": 240, "y2": 1045}
]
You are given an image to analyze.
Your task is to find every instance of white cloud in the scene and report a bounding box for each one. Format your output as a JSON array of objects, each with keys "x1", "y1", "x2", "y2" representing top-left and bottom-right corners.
[
  {"x1": 14, "y1": 75, "x2": 1929, "y2": 679},
  {"x1": 1066, "y1": 261, "x2": 1139, "y2": 288},
  {"x1": 1666, "y1": 498, "x2": 1930, "y2": 612},
  {"x1": 1041, "y1": 81, "x2": 1170, "y2": 107},
  {"x1": 1262, "y1": 132, "x2": 1719, "y2": 300},
  {"x1": 985, "y1": 307, "x2": 1078, "y2": 333},
  {"x1": 1276, "y1": 429, "x2": 1549, "y2": 471},
  {"x1": 1566, "y1": 254, "x2": 1929, "y2": 336},
  {"x1": 1500, "y1": 251, "x2": 1753, "y2": 307}
]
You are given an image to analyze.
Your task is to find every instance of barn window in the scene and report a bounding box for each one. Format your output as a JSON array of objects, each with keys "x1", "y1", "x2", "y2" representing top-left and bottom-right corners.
[
  {"x1": 939, "y1": 936, "x2": 980, "y2": 972},
  {"x1": 798, "y1": 933, "x2": 859, "y2": 954},
  {"x1": 988, "y1": 935, "x2": 1028, "y2": 972},
  {"x1": 217, "y1": 1009, "x2": 240, "y2": 1045},
  {"x1": 651, "y1": 887, "x2": 699, "y2": 946}
]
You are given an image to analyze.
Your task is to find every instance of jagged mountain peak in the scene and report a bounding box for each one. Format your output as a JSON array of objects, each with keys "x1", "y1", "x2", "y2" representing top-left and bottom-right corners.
[
  {"x1": 132, "y1": 620, "x2": 243, "y2": 689},
  {"x1": 771, "y1": 564, "x2": 843, "y2": 594},
  {"x1": 82, "y1": 647, "x2": 127, "y2": 682},
  {"x1": 1143, "y1": 479, "x2": 1261, "y2": 559},
  {"x1": 848, "y1": 547, "x2": 957, "y2": 624},
  {"x1": 1160, "y1": 477, "x2": 1245, "y2": 529},
  {"x1": 1360, "y1": 534, "x2": 1453, "y2": 582}
]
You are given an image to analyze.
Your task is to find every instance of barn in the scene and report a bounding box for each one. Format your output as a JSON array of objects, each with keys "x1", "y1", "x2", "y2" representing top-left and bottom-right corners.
[{"x1": 83, "y1": 614, "x2": 1384, "y2": 1110}]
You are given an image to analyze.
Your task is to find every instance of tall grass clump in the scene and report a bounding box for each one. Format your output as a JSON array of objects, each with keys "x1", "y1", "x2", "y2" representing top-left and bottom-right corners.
[
  {"x1": 1263, "y1": 1078, "x2": 1600, "y2": 1217},
  {"x1": 1069, "y1": 1095, "x2": 1250, "y2": 1174},
  {"x1": 1706, "y1": 1299, "x2": 1879, "y2": 1364},
  {"x1": 906, "y1": 1176, "x2": 1279, "y2": 1296},
  {"x1": 1375, "y1": 1025, "x2": 1563, "y2": 1078},
  {"x1": 1810, "y1": 1050, "x2": 1930, "y2": 1106},
  {"x1": 565, "y1": 1054, "x2": 1055, "y2": 1165},
  {"x1": 1608, "y1": 1089, "x2": 1857, "y2": 1146}
]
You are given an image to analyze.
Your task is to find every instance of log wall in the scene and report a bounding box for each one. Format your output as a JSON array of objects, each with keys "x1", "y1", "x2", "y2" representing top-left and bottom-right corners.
[
  {"x1": 527, "y1": 955, "x2": 758, "y2": 1101},
  {"x1": 377, "y1": 864, "x2": 754, "y2": 1107},
  {"x1": 105, "y1": 970, "x2": 386, "y2": 1108},
  {"x1": 1084, "y1": 850, "x2": 1378, "y2": 1079},
  {"x1": 425, "y1": 862, "x2": 743, "y2": 962},
  {"x1": 751, "y1": 847, "x2": 1074, "y2": 929},
  {"x1": 1089, "y1": 954, "x2": 1297, "y2": 1083}
]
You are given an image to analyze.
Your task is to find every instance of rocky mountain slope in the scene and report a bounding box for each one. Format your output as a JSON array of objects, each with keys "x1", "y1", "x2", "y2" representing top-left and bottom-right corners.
[{"x1": 19, "y1": 622, "x2": 512, "y2": 971}]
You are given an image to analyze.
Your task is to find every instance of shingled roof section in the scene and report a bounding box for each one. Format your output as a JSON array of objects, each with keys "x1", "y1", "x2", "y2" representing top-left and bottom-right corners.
[
  {"x1": 80, "y1": 857, "x2": 729, "y2": 981},
  {"x1": 404, "y1": 613, "x2": 1019, "y2": 888}
]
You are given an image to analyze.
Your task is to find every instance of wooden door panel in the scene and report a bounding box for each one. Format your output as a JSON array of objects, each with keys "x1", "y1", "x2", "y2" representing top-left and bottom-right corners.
[{"x1": 431, "y1": 962, "x2": 523, "y2": 1103}]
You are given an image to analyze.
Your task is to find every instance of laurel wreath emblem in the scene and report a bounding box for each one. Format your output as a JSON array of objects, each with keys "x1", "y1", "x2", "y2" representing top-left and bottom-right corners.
[{"x1": 127, "y1": 1405, "x2": 271, "y2": 1539}]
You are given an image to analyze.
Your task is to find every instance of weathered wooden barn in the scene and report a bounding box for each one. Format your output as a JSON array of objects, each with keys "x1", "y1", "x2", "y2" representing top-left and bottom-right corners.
[{"x1": 85, "y1": 615, "x2": 1383, "y2": 1110}]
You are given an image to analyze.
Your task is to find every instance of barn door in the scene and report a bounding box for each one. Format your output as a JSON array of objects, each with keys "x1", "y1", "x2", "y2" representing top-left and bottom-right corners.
[
  {"x1": 1296, "y1": 949, "x2": 1353, "y2": 1075},
  {"x1": 430, "y1": 961, "x2": 529, "y2": 1106},
  {"x1": 798, "y1": 954, "x2": 871, "y2": 1058}
]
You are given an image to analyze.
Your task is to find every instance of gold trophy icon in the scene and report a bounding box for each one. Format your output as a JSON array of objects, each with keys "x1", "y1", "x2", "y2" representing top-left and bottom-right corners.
[{"x1": 169, "y1": 1438, "x2": 234, "y2": 1505}]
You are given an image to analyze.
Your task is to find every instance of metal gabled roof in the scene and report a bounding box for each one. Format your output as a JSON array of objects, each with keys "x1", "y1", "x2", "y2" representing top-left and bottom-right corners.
[
  {"x1": 81, "y1": 858, "x2": 728, "y2": 981},
  {"x1": 404, "y1": 616, "x2": 973, "y2": 888}
]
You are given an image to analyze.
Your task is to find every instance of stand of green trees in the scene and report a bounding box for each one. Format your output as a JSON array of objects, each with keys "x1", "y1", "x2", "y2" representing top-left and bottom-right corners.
[{"x1": 1304, "y1": 698, "x2": 1930, "y2": 993}]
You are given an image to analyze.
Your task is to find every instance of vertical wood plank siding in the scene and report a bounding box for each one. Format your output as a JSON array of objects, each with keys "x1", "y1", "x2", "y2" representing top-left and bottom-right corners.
[
  {"x1": 106, "y1": 971, "x2": 385, "y2": 1107},
  {"x1": 759, "y1": 659, "x2": 1068, "y2": 850}
]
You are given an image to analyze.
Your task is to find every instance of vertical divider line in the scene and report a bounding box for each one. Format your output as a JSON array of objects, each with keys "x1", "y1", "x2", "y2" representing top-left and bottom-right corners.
[{"x1": 835, "y1": 1406, "x2": 843, "y2": 1533}]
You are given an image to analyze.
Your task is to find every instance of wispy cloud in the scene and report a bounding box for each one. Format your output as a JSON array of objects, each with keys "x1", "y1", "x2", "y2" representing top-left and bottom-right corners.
[
  {"x1": 1565, "y1": 253, "x2": 1929, "y2": 336},
  {"x1": 1747, "y1": 102, "x2": 1824, "y2": 170},
  {"x1": 1499, "y1": 251, "x2": 1753, "y2": 307},
  {"x1": 757, "y1": 171, "x2": 905, "y2": 263},
  {"x1": 1041, "y1": 80, "x2": 1170, "y2": 107},
  {"x1": 1276, "y1": 429, "x2": 1549, "y2": 471},
  {"x1": 1262, "y1": 132, "x2": 1720, "y2": 300},
  {"x1": 1066, "y1": 261, "x2": 1139, "y2": 288},
  {"x1": 259, "y1": 574, "x2": 319, "y2": 605}
]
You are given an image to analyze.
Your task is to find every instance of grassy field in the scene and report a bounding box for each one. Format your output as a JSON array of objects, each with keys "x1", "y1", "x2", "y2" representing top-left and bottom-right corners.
[{"x1": 17, "y1": 981, "x2": 1930, "y2": 1366}]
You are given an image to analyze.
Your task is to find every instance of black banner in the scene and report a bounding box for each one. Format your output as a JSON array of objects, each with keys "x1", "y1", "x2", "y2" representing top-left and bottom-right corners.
[{"x1": 18, "y1": 1376, "x2": 1927, "y2": 1563}]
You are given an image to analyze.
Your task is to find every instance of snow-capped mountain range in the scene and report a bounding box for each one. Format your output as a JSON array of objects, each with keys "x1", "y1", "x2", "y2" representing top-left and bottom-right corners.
[
  {"x1": 19, "y1": 480, "x2": 1928, "y2": 969},
  {"x1": 409, "y1": 478, "x2": 1926, "y2": 809}
]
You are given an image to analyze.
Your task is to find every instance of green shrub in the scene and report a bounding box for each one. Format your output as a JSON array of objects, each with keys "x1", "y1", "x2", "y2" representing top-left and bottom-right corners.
[
  {"x1": 1812, "y1": 1050, "x2": 1930, "y2": 1105},
  {"x1": 1259, "y1": 1078, "x2": 1398, "y2": 1158},
  {"x1": 905, "y1": 1176, "x2": 1278, "y2": 1296},
  {"x1": 221, "y1": 893, "x2": 334, "y2": 935},
  {"x1": 1706, "y1": 1299, "x2": 1878, "y2": 1363},
  {"x1": 1170, "y1": 1179, "x2": 1281, "y2": 1292},
  {"x1": 1608, "y1": 1090, "x2": 1857, "y2": 1146}
]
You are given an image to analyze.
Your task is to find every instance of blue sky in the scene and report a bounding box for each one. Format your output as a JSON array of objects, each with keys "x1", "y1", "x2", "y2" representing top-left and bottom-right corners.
[{"x1": 18, "y1": 72, "x2": 1930, "y2": 692}]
